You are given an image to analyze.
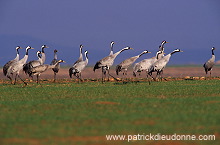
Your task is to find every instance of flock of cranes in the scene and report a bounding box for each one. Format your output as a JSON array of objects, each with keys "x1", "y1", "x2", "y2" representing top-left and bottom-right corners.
[{"x1": 2, "y1": 40, "x2": 216, "y2": 85}]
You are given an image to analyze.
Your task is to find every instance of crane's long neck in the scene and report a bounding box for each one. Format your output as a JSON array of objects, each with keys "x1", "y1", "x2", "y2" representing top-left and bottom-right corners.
[
  {"x1": 138, "y1": 52, "x2": 146, "y2": 58},
  {"x1": 54, "y1": 52, "x2": 57, "y2": 59},
  {"x1": 109, "y1": 43, "x2": 114, "y2": 55},
  {"x1": 85, "y1": 52, "x2": 88, "y2": 64},
  {"x1": 41, "y1": 47, "x2": 46, "y2": 63},
  {"x1": 111, "y1": 48, "x2": 127, "y2": 59},
  {"x1": 14, "y1": 49, "x2": 20, "y2": 61},
  {"x1": 20, "y1": 49, "x2": 30, "y2": 64},
  {"x1": 156, "y1": 51, "x2": 163, "y2": 59},
  {"x1": 78, "y1": 47, "x2": 83, "y2": 61},
  {"x1": 212, "y1": 49, "x2": 215, "y2": 55},
  {"x1": 171, "y1": 51, "x2": 179, "y2": 55},
  {"x1": 49, "y1": 61, "x2": 60, "y2": 69}
]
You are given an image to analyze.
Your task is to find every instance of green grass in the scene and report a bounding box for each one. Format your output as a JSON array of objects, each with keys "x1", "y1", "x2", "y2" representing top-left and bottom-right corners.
[{"x1": 0, "y1": 80, "x2": 220, "y2": 145}]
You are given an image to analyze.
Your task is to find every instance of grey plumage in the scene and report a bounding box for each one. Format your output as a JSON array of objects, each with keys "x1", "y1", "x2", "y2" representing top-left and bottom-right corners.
[
  {"x1": 23, "y1": 45, "x2": 48, "y2": 76},
  {"x1": 30, "y1": 60, "x2": 65, "y2": 84},
  {"x1": 93, "y1": 46, "x2": 133, "y2": 82},
  {"x1": 109, "y1": 41, "x2": 115, "y2": 56},
  {"x1": 3, "y1": 46, "x2": 23, "y2": 82},
  {"x1": 203, "y1": 47, "x2": 216, "y2": 77},
  {"x1": 116, "y1": 50, "x2": 151, "y2": 75},
  {"x1": 69, "y1": 51, "x2": 88, "y2": 81},
  {"x1": 132, "y1": 40, "x2": 168, "y2": 77},
  {"x1": 133, "y1": 50, "x2": 163, "y2": 77},
  {"x1": 50, "y1": 49, "x2": 60, "y2": 81},
  {"x1": 41, "y1": 45, "x2": 49, "y2": 64},
  {"x1": 7, "y1": 46, "x2": 34, "y2": 85},
  {"x1": 69, "y1": 45, "x2": 83, "y2": 78},
  {"x1": 23, "y1": 51, "x2": 42, "y2": 76},
  {"x1": 148, "y1": 49, "x2": 183, "y2": 80}
]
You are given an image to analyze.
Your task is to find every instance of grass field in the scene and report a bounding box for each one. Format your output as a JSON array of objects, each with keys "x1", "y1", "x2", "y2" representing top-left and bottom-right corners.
[{"x1": 0, "y1": 79, "x2": 220, "y2": 145}]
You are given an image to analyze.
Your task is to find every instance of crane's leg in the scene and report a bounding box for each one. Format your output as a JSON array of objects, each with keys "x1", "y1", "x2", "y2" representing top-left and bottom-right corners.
[
  {"x1": 79, "y1": 72, "x2": 83, "y2": 82},
  {"x1": 75, "y1": 73, "x2": 83, "y2": 83},
  {"x1": 18, "y1": 74, "x2": 27, "y2": 86},
  {"x1": 37, "y1": 74, "x2": 39, "y2": 84},
  {"x1": 14, "y1": 74, "x2": 18, "y2": 85},
  {"x1": 101, "y1": 68, "x2": 104, "y2": 83},
  {"x1": 7, "y1": 75, "x2": 13, "y2": 84},
  {"x1": 210, "y1": 71, "x2": 212, "y2": 78},
  {"x1": 107, "y1": 69, "x2": 110, "y2": 81},
  {"x1": 54, "y1": 72, "x2": 56, "y2": 82},
  {"x1": 205, "y1": 70, "x2": 208, "y2": 80}
]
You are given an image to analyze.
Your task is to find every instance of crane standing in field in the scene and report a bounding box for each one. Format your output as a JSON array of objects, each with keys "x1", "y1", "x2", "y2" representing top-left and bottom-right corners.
[
  {"x1": 29, "y1": 60, "x2": 65, "y2": 84},
  {"x1": 7, "y1": 46, "x2": 34, "y2": 85},
  {"x1": 3, "y1": 46, "x2": 23, "y2": 83},
  {"x1": 69, "y1": 44, "x2": 83, "y2": 78},
  {"x1": 69, "y1": 51, "x2": 89, "y2": 82},
  {"x1": 132, "y1": 40, "x2": 168, "y2": 77},
  {"x1": 102, "y1": 41, "x2": 115, "y2": 76},
  {"x1": 50, "y1": 49, "x2": 60, "y2": 82},
  {"x1": 203, "y1": 47, "x2": 216, "y2": 78},
  {"x1": 23, "y1": 45, "x2": 49, "y2": 78},
  {"x1": 148, "y1": 49, "x2": 183, "y2": 81},
  {"x1": 93, "y1": 46, "x2": 133, "y2": 83},
  {"x1": 133, "y1": 50, "x2": 163, "y2": 77},
  {"x1": 116, "y1": 50, "x2": 151, "y2": 77}
]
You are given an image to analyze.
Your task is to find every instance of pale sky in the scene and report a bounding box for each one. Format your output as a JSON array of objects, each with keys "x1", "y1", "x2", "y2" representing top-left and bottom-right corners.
[{"x1": 1, "y1": 0, "x2": 220, "y2": 66}]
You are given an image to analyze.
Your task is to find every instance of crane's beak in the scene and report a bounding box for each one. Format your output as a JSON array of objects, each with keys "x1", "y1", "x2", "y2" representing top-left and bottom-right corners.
[
  {"x1": 63, "y1": 61, "x2": 66, "y2": 63},
  {"x1": 180, "y1": 50, "x2": 183, "y2": 52},
  {"x1": 148, "y1": 52, "x2": 151, "y2": 53},
  {"x1": 130, "y1": 48, "x2": 134, "y2": 50},
  {"x1": 30, "y1": 47, "x2": 34, "y2": 49}
]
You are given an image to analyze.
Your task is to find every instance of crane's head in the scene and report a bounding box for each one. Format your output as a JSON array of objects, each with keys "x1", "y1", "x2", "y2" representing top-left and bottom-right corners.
[
  {"x1": 111, "y1": 41, "x2": 115, "y2": 46},
  {"x1": 124, "y1": 46, "x2": 133, "y2": 50},
  {"x1": 80, "y1": 44, "x2": 83, "y2": 49},
  {"x1": 58, "y1": 59, "x2": 66, "y2": 63},
  {"x1": 41, "y1": 45, "x2": 49, "y2": 49},
  {"x1": 212, "y1": 47, "x2": 216, "y2": 50},
  {"x1": 173, "y1": 49, "x2": 183, "y2": 53},
  {"x1": 16, "y1": 46, "x2": 23, "y2": 50},
  {"x1": 161, "y1": 40, "x2": 169, "y2": 44},
  {"x1": 142, "y1": 50, "x2": 151, "y2": 54},
  {"x1": 37, "y1": 51, "x2": 42, "y2": 58},
  {"x1": 54, "y1": 49, "x2": 58, "y2": 53},
  {"x1": 26, "y1": 46, "x2": 34, "y2": 50}
]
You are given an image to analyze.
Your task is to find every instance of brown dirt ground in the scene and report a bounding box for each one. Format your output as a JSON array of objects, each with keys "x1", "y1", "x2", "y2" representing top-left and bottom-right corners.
[{"x1": 1, "y1": 66, "x2": 220, "y2": 82}]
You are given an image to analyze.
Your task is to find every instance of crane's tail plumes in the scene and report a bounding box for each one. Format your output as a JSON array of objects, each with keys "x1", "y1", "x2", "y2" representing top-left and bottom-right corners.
[
  {"x1": 69, "y1": 67, "x2": 74, "y2": 78},
  {"x1": 115, "y1": 65, "x2": 122, "y2": 75},
  {"x1": 133, "y1": 71, "x2": 137, "y2": 77},
  {"x1": 93, "y1": 62, "x2": 101, "y2": 72},
  {"x1": 23, "y1": 63, "x2": 32, "y2": 75}
]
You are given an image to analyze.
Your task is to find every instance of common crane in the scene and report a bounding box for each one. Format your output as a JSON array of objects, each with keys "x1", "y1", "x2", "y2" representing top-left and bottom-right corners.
[
  {"x1": 69, "y1": 51, "x2": 89, "y2": 81},
  {"x1": 148, "y1": 49, "x2": 183, "y2": 80},
  {"x1": 23, "y1": 50, "x2": 43, "y2": 77},
  {"x1": 23, "y1": 45, "x2": 48, "y2": 77},
  {"x1": 7, "y1": 46, "x2": 34, "y2": 85},
  {"x1": 50, "y1": 49, "x2": 60, "y2": 82},
  {"x1": 203, "y1": 47, "x2": 216, "y2": 78},
  {"x1": 93, "y1": 46, "x2": 133, "y2": 82},
  {"x1": 133, "y1": 50, "x2": 163, "y2": 77},
  {"x1": 69, "y1": 44, "x2": 83, "y2": 78},
  {"x1": 29, "y1": 60, "x2": 65, "y2": 84},
  {"x1": 116, "y1": 50, "x2": 151, "y2": 76},
  {"x1": 3, "y1": 46, "x2": 23, "y2": 82}
]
